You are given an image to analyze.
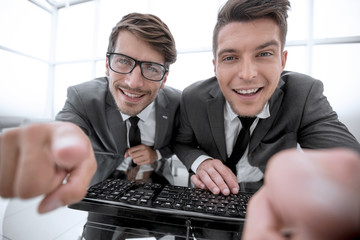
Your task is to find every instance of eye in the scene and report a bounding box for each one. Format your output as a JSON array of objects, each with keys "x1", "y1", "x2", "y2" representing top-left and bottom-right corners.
[
  {"x1": 223, "y1": 56, "x2": 235, "y2": 62},
  {"x1": 147, "y1": 66, "x2": 159, "y2": 73},
  {"x1": 257, "y1": 52, "x2": 273, "y2": 57},
  {"x1": 144, "y1": 63, "x2": 161, "y2": 73},
  {"x1": 118, "y1": 57, "x2": 132, "y2": 65}
]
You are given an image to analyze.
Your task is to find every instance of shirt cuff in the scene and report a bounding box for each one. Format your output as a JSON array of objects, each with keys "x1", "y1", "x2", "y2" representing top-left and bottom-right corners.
[{"x1": 191, "y1": 155, "x2": 213, "y2": 173}]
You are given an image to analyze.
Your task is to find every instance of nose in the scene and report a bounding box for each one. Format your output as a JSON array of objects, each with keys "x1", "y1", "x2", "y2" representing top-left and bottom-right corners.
[
  {"x1": 237, "y1": 57, "x2": 257, "y2": 81},
  {"x1": 125, "y1": 65, "x2": 144, "y2": 89}
]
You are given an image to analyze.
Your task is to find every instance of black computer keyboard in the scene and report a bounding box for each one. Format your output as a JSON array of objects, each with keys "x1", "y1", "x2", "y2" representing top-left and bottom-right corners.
[{"x1": 69, "y1": 178, "x2": 253, "y2": 227}]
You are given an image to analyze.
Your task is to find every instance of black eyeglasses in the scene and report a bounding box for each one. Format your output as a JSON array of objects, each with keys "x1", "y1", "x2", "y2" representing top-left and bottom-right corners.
[{"x1": 106, "y1": 52, "x2": 168, "y2": 81}]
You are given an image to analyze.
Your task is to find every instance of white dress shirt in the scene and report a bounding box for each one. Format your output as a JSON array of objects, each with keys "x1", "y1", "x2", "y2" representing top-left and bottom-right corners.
[
  {"x1": 191, "y1": 101, "x2": 270, "y2": 182},
  {"x1": 116, "y1": 102, "x2": 162, "y2": 173}
]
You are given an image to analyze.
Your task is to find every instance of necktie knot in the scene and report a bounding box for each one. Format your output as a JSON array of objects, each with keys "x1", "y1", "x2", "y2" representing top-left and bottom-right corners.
[
  {"x1": 129, "y1": 116, "x2": 140, "y2": 126},
  {"x1": 239, "y1": 117, "x2": 255, "y2": 130}
]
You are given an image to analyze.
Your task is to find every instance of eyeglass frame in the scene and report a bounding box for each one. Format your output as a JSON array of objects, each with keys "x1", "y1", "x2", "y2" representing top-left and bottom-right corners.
[{"x1": 106, "y1": 52, "x2": 168, "y2": 82}]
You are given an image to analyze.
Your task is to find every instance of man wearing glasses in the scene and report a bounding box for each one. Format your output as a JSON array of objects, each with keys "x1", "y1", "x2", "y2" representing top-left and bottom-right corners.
[
  {"x1": 55, "y1": 12, "x2": 180, "y2": 186},
  {"x1": 0, "y1": 11, "x2": 180, "y2": 215}
]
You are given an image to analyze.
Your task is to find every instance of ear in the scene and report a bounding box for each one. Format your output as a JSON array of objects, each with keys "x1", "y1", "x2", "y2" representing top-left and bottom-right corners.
[
  {"x1": 281, "y1": 50, "x2": 288, "y2": 71},
  {"x1": 212, "y1": 58, "x2": 217, "y2": 76},
  {"x1": 105, "y1": 58, "x2": 110, "y2": 76}
]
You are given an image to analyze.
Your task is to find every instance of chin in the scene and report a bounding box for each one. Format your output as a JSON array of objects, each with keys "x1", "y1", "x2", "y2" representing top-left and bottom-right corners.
[
  {"x1": 119, "y1": 109, "x2": 141, "y2": 116},
  {"x1": 230, "y1": 103, "x2": 260, "y2": 117},
  {"x1": 119, "y1": 99, "x2": 153, "y2": 116},
  {"x1": 115, "y1": 102, "x2": 138, "y2": 116}
]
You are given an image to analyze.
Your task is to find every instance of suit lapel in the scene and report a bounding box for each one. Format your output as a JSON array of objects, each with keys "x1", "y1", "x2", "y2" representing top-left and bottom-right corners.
[
  {"x1": 106, "y1": 91, "x2": 127, "y2": 154},
  {"x1": 249, "y1": 81, "x2": 285, "y2": 154},
  {"x1": 154, "y1": 90, "x2": 169, "y2": 149},
  {"x1": 208, "y1": 87, "x2": 227, "y2": 160}
]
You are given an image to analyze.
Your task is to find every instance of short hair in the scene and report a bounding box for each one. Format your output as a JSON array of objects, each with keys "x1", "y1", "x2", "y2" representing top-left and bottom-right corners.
[
  {"x1": 107, "y1": 13, "x2": 177, "y2": 69},
  {"x1": 213, "y1": 0, "x2": 291, "y2": 57}
]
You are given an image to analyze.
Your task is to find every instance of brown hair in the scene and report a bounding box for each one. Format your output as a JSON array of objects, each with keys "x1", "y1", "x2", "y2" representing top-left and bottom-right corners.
[
  {"x1": 107, "y1": 13, "x2": 177, "y2": 69},
  {"x1": 213, "y1": 0, "x2": 291, "y2": 57}
]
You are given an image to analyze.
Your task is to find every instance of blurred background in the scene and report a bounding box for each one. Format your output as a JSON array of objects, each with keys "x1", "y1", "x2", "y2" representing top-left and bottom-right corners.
[{"x1": 0, "y1": 0, "x2": 359, "y2": 140}]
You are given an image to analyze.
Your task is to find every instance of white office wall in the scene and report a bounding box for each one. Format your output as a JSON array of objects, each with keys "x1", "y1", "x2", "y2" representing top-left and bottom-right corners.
[{"x1": 0, "y1": 0, "x2": 359, "y2": 141}]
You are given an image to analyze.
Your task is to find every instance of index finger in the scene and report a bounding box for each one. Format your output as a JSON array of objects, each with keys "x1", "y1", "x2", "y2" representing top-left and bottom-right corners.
[{"x1": 214, "y1": 163, "x2": 239, "y2": 194}]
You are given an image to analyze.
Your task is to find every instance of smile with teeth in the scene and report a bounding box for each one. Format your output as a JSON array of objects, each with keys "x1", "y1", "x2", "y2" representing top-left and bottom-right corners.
[
  {"x1": 234, "y1": 88, "x2": 259, "y2": 95},
  {"x1": 122, "y1": 89, "x2": 144, "y2": 98}
]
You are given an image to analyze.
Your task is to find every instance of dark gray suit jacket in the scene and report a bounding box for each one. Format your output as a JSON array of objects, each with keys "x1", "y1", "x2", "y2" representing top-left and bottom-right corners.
[
  {"x1": 56, "y1": 77, "x2": 181, "y2": 185},
  {"x1": 174, "y1": 71, "x2": 360, "y2": 173}
]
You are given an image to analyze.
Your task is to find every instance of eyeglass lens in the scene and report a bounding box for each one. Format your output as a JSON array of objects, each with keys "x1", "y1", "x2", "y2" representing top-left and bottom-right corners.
[{"x1": 109, "y1": 54, "x2": 165, "y2": 81}]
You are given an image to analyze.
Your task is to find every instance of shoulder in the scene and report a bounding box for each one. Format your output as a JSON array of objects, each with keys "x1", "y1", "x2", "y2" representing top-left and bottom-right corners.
[
  {"x1": 182, "y1": 77, "x2": 218, "y2": 97},
  {"x1": 65, "y1": 77, "x2": 110, "y2": 108},
  {"x1": 280, "y1": 71, "x2": 321, "y2": 89},
  {"x1": 67, "y1": 77, "x2": 109, "y2": 99},
  {"x1": 279, "y1": 71, "x2": 324, "y2": 96},
  {"x1": 162, "y1": 85, "x2": 181, "y2": 97},
  {"x1": 160, "y1": 85, "x2": 182, "y2": 103}
]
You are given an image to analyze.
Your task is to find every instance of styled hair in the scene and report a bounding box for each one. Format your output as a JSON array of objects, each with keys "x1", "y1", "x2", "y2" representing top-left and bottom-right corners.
[
  {"x1": 107, "y1": 13, "x2": 177, "y2": 69},
  {"x1": 213, "y1": 0, "x2": 291, "y2": 57}
]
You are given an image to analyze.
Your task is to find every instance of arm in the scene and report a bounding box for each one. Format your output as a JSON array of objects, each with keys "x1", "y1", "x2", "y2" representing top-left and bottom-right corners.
[
  {"x1": 173, "y1": 92, "x2": 211, "y2": 170},
  {"x1": 174, "y1": 89, "x2": 239, "y2": 194},
  {"x1": 243, "y1": 148, "x2": 360, "y2": 240},
  {"x1": 0, "y1": 122, "x2": 97, "y2": 213}
]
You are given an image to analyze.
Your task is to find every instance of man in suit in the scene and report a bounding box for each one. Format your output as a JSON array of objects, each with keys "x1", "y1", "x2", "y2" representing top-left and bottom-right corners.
[
  {"x1": 0, "y1": 12, "x2": 180, "y2": 215},
  {"x1": 174, "y1": 0, "x2": 360, "y2": 196},
  {"x1": 56, "y1": 13, "x2": 180, "y2": 186}
]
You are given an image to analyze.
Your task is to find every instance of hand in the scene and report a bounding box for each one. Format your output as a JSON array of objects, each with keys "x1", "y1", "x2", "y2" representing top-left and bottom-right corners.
[
  {"x1": 243, "y1": 148, "x2": 360, "y2": 240},
  {"x1": 0, "y1": 122, "x2": 97, "y2": 214},
  {"x1": 191, "y1": 159, "x2": 239, "y2": 195},
  {"x1": 124, "y1": 144, "x2": 158, "y2": 165}
]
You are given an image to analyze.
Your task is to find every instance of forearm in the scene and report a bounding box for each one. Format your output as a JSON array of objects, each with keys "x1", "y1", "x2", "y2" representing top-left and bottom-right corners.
[{"x1": 173, "y1": 142, "x2": 209, "y2": 171}]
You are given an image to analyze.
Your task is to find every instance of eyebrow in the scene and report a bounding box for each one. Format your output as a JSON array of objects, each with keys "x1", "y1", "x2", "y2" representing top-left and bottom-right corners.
[
  {"x1": 217, "y1": 40, "x2": 281, "y2": 57},
  {"x1": 255, "y1": 40, "x2": 280, "y2": 51},
  {"x1": 217, "y1": 48, "x2": 237, "y2": 58}
]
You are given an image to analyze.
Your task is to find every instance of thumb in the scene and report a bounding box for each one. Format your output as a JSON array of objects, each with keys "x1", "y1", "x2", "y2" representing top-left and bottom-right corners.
[{"x1": 124, "y1": 149, "x2": 130, "y2": 158}]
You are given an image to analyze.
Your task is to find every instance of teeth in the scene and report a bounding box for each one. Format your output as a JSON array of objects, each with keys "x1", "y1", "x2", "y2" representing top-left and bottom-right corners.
[
  {"x1": 235, "y1": 88, "x2": 259, "y2": 94},
  {"x1": 123, "y1": 90, "x2": 142, "y2": 98}
]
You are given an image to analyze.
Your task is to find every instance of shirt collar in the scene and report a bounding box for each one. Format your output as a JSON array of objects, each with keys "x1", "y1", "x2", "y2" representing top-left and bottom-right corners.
[
  {"x1": 120, "y1": 101, "x2": 155, "y2": 122},
  {"x1": 225, "y1": 101, "x2": 270, "y2": 122}
]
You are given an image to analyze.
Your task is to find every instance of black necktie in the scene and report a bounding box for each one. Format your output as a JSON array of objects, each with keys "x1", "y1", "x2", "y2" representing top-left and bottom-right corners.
[
  {"x1": 129, "y1": 116, "x2": 141, "y2": 166},
  {"x1": 227, "y1": 117, "x2": 256, "y2": 174}
]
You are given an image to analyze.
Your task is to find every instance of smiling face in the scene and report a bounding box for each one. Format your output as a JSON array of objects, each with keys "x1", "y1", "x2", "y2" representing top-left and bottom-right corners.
[
  {"x1": 213, "y1": 18, "x2": 287, "y2": 117},
  {"x1": 106, "y1": 30, "x2": 167, "y2": 116}
]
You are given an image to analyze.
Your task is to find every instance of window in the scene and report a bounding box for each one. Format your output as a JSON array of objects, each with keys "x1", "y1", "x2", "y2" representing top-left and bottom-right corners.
[{"x1": 0, "y1": 0, "x2": 52, "y2": 118}]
